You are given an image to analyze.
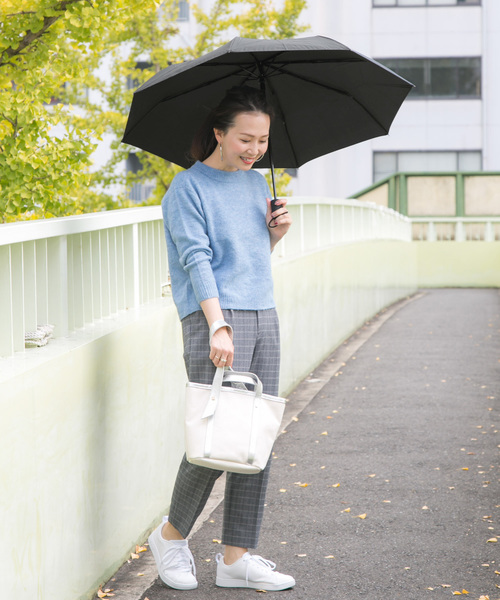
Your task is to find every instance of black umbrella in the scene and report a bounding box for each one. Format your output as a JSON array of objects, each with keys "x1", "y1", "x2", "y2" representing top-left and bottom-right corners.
[{"x1": 122, "y1": 36, "x2": 413, "y2": 200}]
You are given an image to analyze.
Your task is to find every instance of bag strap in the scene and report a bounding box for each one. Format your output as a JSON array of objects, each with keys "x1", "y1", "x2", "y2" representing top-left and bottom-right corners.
[{"x1": 201, "y1": 367, "x2": 262, "y2": 419}]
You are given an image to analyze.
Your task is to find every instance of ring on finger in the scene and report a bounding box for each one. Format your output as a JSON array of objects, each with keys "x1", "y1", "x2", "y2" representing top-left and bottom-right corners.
[
  {"x1": 221, "y1": 358, "x2": 227, "y2": 363},
  {"x1": 215, "y1": 355, "x2": 220, "y2": 359}
]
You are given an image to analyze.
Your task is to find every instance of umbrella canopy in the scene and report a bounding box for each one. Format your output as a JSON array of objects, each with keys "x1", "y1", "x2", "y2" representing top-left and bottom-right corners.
[{"x1": 122, "y1": 35, "x2": 413, "y2": 171}]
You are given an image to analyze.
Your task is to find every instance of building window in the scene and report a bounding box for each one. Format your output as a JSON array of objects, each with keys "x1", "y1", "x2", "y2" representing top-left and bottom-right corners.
[
  {"x1": 373, "y1": 150, "x2": 482, "y2": 182},
  {"x1": 126, "y1": 62, "x2": 152, "y2": 92},
  {"x1": 378, "y1": 57, "x2": 481, "y2": 99},
  {"x1": 373, "y1": 0, "x2": 480, "y2": 6},
  {"x1": 177, "y1": 0, "x2": 189, "y2": 21},
  {"x1": 126, "y1": 154, "x2": 155, "y2": 203}
]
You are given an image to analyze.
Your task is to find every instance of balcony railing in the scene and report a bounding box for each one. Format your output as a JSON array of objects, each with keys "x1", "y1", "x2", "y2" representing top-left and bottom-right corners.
[{"x1": 0, "y1": 198, "x2": 410, "y2": 359}]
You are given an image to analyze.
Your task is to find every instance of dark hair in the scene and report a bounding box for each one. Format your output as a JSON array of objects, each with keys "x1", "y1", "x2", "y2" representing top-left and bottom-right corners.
[{"x1": 190, "y1": 85, "x2": 274, "y2": 163}]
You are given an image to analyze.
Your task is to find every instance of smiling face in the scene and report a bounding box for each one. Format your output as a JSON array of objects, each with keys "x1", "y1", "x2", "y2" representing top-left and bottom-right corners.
[{"x1": 214, "y1": 111, "x2": 270, "y2": 172}]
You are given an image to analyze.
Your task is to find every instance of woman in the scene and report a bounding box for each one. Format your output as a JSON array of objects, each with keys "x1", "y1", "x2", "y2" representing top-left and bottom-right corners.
[{"x1": 148, "y1": 85, "x2": 294, "y2": 591}]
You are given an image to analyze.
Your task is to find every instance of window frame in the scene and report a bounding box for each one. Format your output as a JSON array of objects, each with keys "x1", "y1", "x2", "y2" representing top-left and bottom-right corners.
[
  {"x1": 373, "y1": 150, "x2": 483, "y2": 183},
  {"x1": 377, "y1": 57, "x2": 481, "y2": 100},
  {"x1": 373, "y1": 0, "x2": 480, "y2": 6}
]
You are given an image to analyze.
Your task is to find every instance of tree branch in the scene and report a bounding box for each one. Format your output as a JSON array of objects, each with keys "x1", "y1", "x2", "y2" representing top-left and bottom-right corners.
[{"x1": 1, "y1": 0, "x2": 84, "y2": 64}]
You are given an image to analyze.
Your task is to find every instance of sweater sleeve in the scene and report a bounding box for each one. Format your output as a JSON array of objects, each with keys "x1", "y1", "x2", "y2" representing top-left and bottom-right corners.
[{"x1": 164, "y1": 181, "x2": 219, "y2": 304}]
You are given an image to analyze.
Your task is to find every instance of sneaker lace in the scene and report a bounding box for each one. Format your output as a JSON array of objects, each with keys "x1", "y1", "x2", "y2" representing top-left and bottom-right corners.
[
  {"x1": 162, "y1": 544, "x2": 197, "y2": 577},
  {"x1": 243, "y1": 554, "x2": 276, "y2": 585}
]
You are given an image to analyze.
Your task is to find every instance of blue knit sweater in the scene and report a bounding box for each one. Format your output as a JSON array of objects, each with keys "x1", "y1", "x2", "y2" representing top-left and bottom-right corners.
[{"x1": 162, "y1": 161, "x2": 275, "y2": 320}]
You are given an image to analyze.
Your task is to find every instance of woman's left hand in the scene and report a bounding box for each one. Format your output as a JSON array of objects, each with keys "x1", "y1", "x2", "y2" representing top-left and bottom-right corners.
[{"x1": 266, "y1": 197, "x2": 292, "y2": 249}]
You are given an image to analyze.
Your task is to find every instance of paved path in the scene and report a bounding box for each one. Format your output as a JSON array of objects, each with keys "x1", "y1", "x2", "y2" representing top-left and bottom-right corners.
[{"x1": 104, "y1": 289, "x2": 500, "y2": 600}]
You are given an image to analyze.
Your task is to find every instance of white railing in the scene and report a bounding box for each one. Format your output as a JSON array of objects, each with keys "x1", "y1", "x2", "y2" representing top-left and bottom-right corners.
[
  {"x1": 276, "y1": 197, "x2": 411, "y2": 258},
  {"x1": 0, "y1": 199, "x2": 411, "y2": 358},
  {"x1": 411, "y1": 217, "x2": 500, "y2": 241},
  {"x1": 0, "y1": 207, "x2": 168, "y2": 357}
]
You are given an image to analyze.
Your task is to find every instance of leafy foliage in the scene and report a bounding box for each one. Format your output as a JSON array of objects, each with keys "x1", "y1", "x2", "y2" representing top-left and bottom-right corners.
[{"x1": 0, "y1": 0, "x2": 307, "y2": 221}]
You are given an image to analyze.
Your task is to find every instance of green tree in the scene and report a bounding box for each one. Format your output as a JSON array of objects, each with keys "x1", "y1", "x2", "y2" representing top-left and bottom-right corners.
[
  {"x1": 0, "y1": 0, "x2": 159, "y2": 221},
  {"x1": 0, "y1": 0, "x2": 307, "y2": 221}
]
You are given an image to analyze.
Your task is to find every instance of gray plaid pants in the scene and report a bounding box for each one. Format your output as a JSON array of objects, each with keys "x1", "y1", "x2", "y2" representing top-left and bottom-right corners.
[{"x1": 168, "y1": 308, "x2": 280, "y2": 549}]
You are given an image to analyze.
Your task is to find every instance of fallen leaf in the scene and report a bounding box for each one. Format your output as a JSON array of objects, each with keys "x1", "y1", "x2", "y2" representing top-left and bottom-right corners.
[
  {"x1": 441, "y1": 584, "x2": 451, "y2": 588},
  {"x1": 130, "y1": 553, "x2": 140, "y2": 559},
  {"x1": 289, "y1": 463, "x2": 296, "y2": 467},
  {"x1": 212, "y1": 539, "x2": 222, "y2": 544},
  {"x1": 368, "y1": 474, "x2": 376, "y2": 478},
  {"x1": 324, "y1": 555, "x2": 335, "y2": 559},
  {"x1": 292, "y1": 416, "x2": 299, "y2": 422},
  {"x1": 296, "y1": 554, "x2": 307, "y2": 557},
  {"x1": 341, "y1": 508, "x2": 351, "y2": 513},
  {"x1": 355, "y1": 514, "x2": 367, "y2": 519},
  {"x1": 462, "y1": 467, "x2": 469, "y2": 471},
  {"x1": 422, "y1": 506, "x2": 429, "y2": 510},
  {"x1": 320, "y1": 431, "x2": 328, "y2": 436},
  {"x1": 137, "y1": 573, "x2": 145, "y2": 576},
  {"x1": 256, "y1": 590, "x2": 267, "y2": 593},
  {"x1": 279, "y1": 489, "x2": 287, "y2": 493},
  {"x1": 330, "y1": 483, "x2": 340, "y2": 488},
  {"x1": 136, "y1": 545, "x2": 147, "y2": 554},
  {"x1": 478, "y1": 595, "x2": 490, "y2": 600},
  {"x1": 487, "y1": 538, "x2": 498, "y2": 543}
]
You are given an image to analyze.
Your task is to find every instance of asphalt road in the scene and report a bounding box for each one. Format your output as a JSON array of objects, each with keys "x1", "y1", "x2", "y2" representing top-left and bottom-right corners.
[{"x1": 101, "y1": 289, "x2": 500, "y2": 600}]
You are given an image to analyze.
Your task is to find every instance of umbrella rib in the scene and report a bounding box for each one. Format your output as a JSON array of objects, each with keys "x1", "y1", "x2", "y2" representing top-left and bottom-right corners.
[{"x1": 273, "y1": 65, "x2": 392, "y2": 133}]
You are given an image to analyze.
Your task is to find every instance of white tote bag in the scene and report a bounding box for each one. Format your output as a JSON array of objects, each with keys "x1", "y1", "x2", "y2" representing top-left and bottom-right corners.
[{"x1": 185, "y1": 367, "x2": 286, "y2": 474}]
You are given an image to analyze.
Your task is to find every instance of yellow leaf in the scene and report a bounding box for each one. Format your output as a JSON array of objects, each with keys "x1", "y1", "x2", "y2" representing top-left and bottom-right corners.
[
  {"x1": 452, "y1": 592, "x2": 462, "y2": 596},
  {"x1": 355, "y1": 513, "x2": 367, "y2": 519},
  {"x1": 279, "y1": 489, "x2": 287, "y2": 493},
  {"x1": 341, "y1": 508, "x2": 351, "y2": 513},
  {"x1": 331, "y1": 483, "x2": 340, "y2": 488},
  {"x1": 461, "y1": 591, "x2": 469, "y2": 594},
  {"x1": 320, "y1": 431, "x2": 328, "y2": 435},
  {"x1": 97, "y1": 591, "x2": 107, "y2": 599},
  {"x1": 136, "y1": 545, "x2": 147, "y2": 553},
  {"x1": 137, "y1": 573, "x2": 144, "y2": 576},
  {"x1": 130, "y1": 553, "x2": 139, "y2": 559},
  {"x1": 462, "y1": 467, "x2": 469, "y2": 471},
  {"x1": 324, "y1": 555, "x2": 335, "y2": 559},
  {"x1": 294, "y1": 482, "x2": 309, "y2": 487},
  {"x1": 212, "y1": 539, "x2": 222, "y2": 544},
  {"x1": 487, "y1": 538, "x2": 498, "y2": 543},
  {"x1": 256, "y1": 589, "x2": 267, "y2": 593}
]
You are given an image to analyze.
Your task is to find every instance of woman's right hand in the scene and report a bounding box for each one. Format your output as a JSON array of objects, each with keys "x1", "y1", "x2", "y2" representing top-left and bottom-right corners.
[{"x1": 209, "y1": 327, "x2": 234, "y2": 368}]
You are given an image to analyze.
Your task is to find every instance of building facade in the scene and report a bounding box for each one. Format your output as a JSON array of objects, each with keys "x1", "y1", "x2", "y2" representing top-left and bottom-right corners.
[{"x1": 291, "y1": 0, "x2": 500, "y2": 198}]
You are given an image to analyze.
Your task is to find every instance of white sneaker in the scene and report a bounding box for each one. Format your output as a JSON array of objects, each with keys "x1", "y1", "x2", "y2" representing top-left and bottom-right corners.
[
  {"x1": 148, "y1": 517, "x2": 198, "y2": 590},
  {"x1": 215, "y1": 552, "x2": 295, "y2": 591}
]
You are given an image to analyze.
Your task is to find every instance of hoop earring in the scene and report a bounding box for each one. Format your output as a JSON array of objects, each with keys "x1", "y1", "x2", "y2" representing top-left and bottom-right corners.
[
  {"x1": 254, "y1": 154, "x2": 265, "y2": 163},
  {"x1": 219, "y1": 144, "x2": 223, "y2": 162}
]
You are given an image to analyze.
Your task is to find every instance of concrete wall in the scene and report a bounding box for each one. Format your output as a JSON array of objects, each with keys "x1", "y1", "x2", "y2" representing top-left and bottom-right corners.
[
  {"x1": 416, "y1": 241, "x2": 500, "y2": 287},
  {"x1": 0, "y1": 239, "x2": 417, "y2": 600}
]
